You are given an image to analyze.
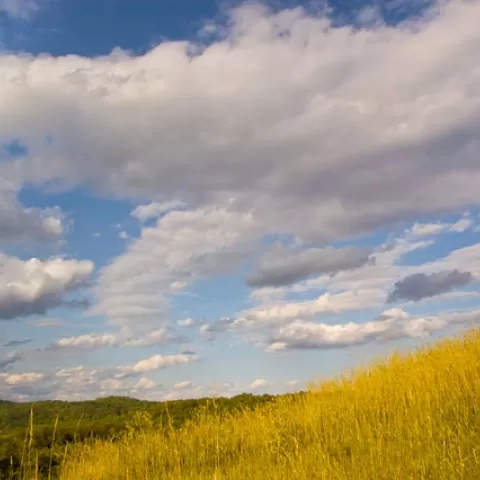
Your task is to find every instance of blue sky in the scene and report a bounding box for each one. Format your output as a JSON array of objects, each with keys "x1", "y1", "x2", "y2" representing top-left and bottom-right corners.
[
  {"x1": 0, "y1": 0, "x2": 434, "y2": 56},
  {"x1": 0, "y1": 0, "x2": 479, "y2": 402}
]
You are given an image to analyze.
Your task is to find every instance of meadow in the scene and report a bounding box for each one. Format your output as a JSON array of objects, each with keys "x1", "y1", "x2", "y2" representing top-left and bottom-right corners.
[{"x1": 4, "y1": 328, "x2": 480, "y2": 479}]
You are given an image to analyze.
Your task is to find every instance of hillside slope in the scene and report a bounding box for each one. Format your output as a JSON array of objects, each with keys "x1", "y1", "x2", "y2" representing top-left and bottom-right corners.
[{"x1": 58, "y1": 328, "x2": 480, "y2": 480}]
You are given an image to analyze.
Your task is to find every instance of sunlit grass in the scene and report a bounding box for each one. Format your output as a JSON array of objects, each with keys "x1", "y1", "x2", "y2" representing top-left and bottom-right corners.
[{"x1": 52, "y1": 328, "x2": 480, "y2": 479}]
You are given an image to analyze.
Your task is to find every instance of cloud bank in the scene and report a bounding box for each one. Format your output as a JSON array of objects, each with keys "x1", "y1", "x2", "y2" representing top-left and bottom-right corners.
[
  {"x1": 0, "y1": 254, "x2": 93, "y2": 320},
  {"x1": 1, "y1": 0, "x2": 480, "y2": 401}
]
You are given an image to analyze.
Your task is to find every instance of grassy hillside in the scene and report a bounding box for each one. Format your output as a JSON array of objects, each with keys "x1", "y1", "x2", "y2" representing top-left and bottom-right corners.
[
  {"x1": 59, "y1": 328, "x2": 480, "y2": 480},
  {"x1": 5, "y1": 328, "x2": 480, "y2": 479}
]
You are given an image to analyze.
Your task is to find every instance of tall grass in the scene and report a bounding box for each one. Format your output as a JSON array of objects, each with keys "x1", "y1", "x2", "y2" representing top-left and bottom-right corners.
[{"x1": 56, "y1": 328, "x2": 480, "y2": 479}]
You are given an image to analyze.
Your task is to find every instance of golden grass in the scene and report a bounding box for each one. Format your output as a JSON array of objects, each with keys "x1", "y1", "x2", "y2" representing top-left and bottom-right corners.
[{"x1": 55, "y1": 328, "x2": 480, "y2": 479}]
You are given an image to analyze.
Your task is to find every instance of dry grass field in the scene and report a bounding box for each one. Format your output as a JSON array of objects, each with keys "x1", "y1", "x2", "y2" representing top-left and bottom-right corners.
[{"x1": 44, "y1": 328, "x2": 480, "y2": 480}]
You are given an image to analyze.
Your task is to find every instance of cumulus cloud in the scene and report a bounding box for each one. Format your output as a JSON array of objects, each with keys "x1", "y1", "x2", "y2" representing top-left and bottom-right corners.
[
  {"x1": 0, "y1": 0, "x2": 478, "y2": 244},
  {"x1": 286, "y1": 233, "x2": 480, "y2": 305},
  {"x1": 245, "y1": 289, "x2": 382, "y2": 323},
  {"x1": 266, "y1": 307, "x2": 480, "y2": 351},
  {"x1": 0, "y1": 0, "x2": 478, "y2": 333},
  {"x1": 0, "y1": 253, "x2": 93, "y2": 320},
  {"x1": 2, "y1": 0, "x2": 480, "y2": 399},
  {"x1": 387, "y1": 269, "x2": 475, "y2": 303},
  {"x1": 200, "y1": 232, "x2": 480, "y2": 351},
  {"x1": 0, "y1": 182, "x2": 63, "y2": 244},
  {"x1": 0, "y1": 349, "x2": 196, "y2": 401},
  {"x1": 203, "y1": 289, "x2": 383, "y2": 336},
  {"x1": 246, "y1": 244, "x2": 374, "y2": 288}
]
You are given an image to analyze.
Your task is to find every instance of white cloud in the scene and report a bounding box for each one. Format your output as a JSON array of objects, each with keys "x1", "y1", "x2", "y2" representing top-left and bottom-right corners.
[
  {"x1": 132, "y1": 377, "x2": 156, "y2": 391},
  {"x1": 52, "y1": 367, "x2": 159, "y2": 400},
  {"x1": 205, "y1": 289, "x2": 384, "y2": 333},
  {"x1": 173, "y1": 380, "x2": 194, "y2": 389},
  {"x1": 170, "y1": 281, "x2": 188, "y2": 292},
  {"x1": 202, "y1": 233, "x2": 480, "y2": 347},
  {"x1": 54, "y1": 332, "x2": 118, "y2": 349},
  {"x1": 0, "y1": 0, "x2": 478, "y2": 335},
  {"x1": 161, "y1": 384, "x2": 204, "y2": 401},
  {"x1": 409, "y1": 222, "x2": 448, "y2": 238},
  {"x1": 276, "y1": 232, "x2": 480, "y2": 305},
  {"x1": 449, "y1": 216, "x2": 473, "y2": 233},
  {"x1": 244, "y1": 378, "x2": 301, "y2": 395},
  {"x1": 1, "y1": 0, "x2": 480, "y2": 399},
  {"x1": 2, "y1": 372, "x2": 44, "y2": 385},
  {"x1": 177, "y1": 317, "x2": 195, "y2": 327},
  {"x1": 0, "y1": 253, "x2": 93, "y2": 320},
  {"x1": 50, "y1": 326, "x2": 185, "y2": 351},
  {"x1": 249, "y1": 378, "x2": 268, "y2": 389},
  {"x1": 266, "y1": 307, "x2": 480, "y2": 352},
  {"x1": 1, "y1": 0, "x2": 476, "y2": 334},
  {"x1": 117, "y1": 353, "x2": 199, "y2": 377},
  {"x1": 124, "y1": 327, "x2": 186, "y2": 347},
  {"x1": 0, "y1": 181, "x2": 64, "y2": 244},
  {"x1": 90, "y1": 205, "x2": 258, "y2": 329},
  {"x1": 56, "y1": 365, "x2": 96, "y2": 379},
  {"x1": 0, "y1": 351, "x2": 195, "y2": 401},
  {"x1": 0, "y1": 0, "x2": 478, "y2": 248},
  {"x1": 405, "y1": 212, "x2": 474, "y2": 239},
  {"x1": 131, "y1": 200, "x2": 186, "y2": 222}
]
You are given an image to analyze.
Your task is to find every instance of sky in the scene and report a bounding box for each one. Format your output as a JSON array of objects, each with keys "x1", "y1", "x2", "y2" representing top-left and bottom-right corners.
[{"x1": 0, "y1": 0, "x2": 479, "y2": 402}]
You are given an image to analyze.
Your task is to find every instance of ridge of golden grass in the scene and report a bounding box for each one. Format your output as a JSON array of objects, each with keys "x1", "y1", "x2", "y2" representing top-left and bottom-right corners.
[{"x1": 58, "y1": 328, "x2": 480, "y2": 479}]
